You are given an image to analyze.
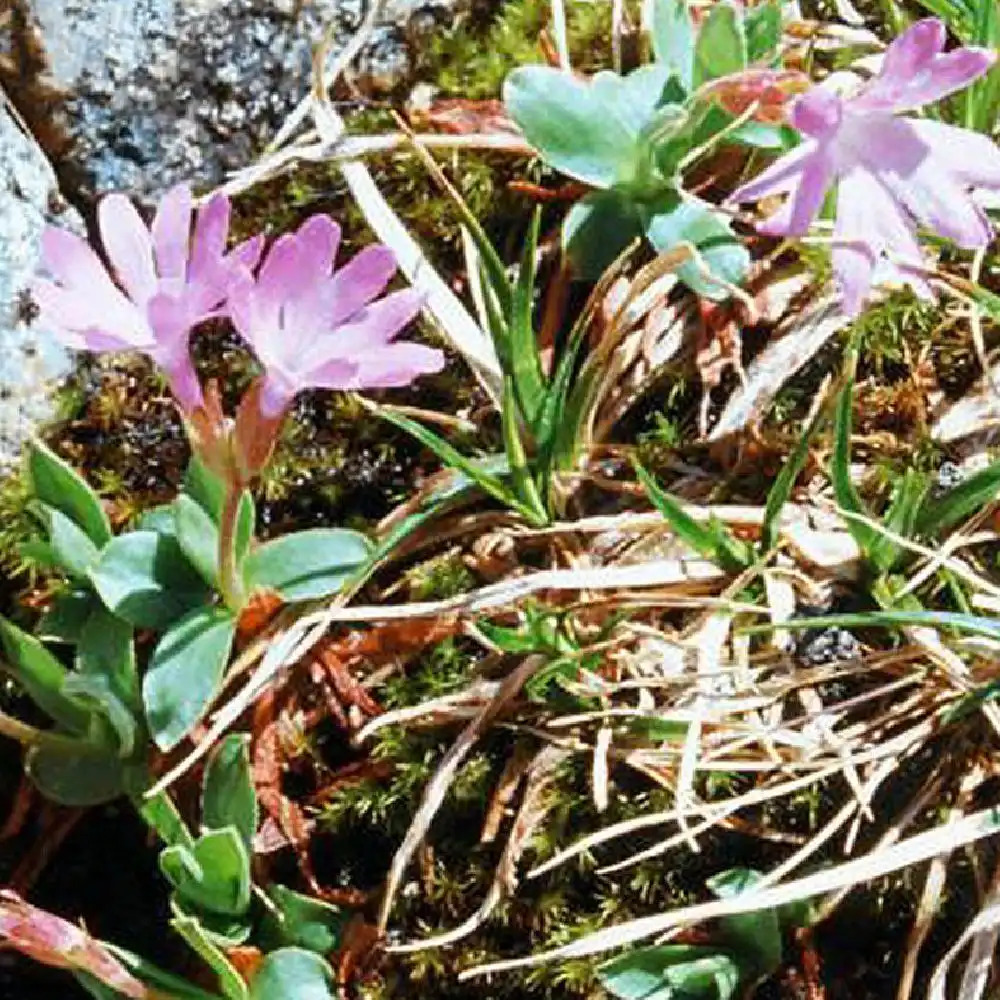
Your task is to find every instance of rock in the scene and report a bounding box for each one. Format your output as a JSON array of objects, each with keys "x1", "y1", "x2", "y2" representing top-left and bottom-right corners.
[
  {"x1": 13, "y1": 0, "x2": 465, "y2": 202},
  {"x1": 0, "y1": 96, "x2": 75, "y2": 470}
]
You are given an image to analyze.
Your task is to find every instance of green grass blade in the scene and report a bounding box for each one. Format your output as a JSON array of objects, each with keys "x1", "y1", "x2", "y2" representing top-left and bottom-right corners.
[
  {"x1": 501, "y1": 377, "x2": 548, "y2": 526},
  {"x1": 509, "y1": 208, "x2": 547, "y2": 427},
  {"x1": 378, "y1": 409, "x2": 522, "y2": 512},
  {"x1": 831, "y1": 380, "x2": 880, "y2": 559},
  {"x1": 761, "y1": 405, "x2": 824, "y2": 554},
  {"x1": 742, "y1": 609, "x2": 1000, "y2": 642},
  {"x1": 635, "y1": 462, "x2": 750, "y2": 571},
  {"x1": 871, "y1": 468, "x2": 930, "y2": 572},
  {"x1": 916, "y1": 459, "x2": 1000, "y2": 536}
]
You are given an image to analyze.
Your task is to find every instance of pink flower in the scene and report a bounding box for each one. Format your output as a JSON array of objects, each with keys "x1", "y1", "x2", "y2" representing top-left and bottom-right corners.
[
  {"x1": 729, "y1": 19, "x2": 1000, "y2": 315},
  {"x1": 32, "y1": 185, "x2": 262, "y2": 411},
  {"x1": 228, "y1": 214, "x2": 444, "y2": 418}
]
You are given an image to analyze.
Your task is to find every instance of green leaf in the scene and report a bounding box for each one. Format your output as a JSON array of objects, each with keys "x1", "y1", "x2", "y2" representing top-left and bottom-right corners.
[
  {"x1": 694, "y1": 2, "x2": 747, "y2": 86},
  {"x1": 76, "y1": 607, "x2": 140, "y2": 712},
  {"x1": 174, "y1": 494, "x2": 222, "y2": 588},
  {"x1": 649, "y1": 0, "x2": 695, "y2": 91},
  {"x1": 635, "y1": 463, "x2": 751, "y2": 571},
  {"x1": 872, "y1": 468, "x2": 930, "y2": 573},
  {"x1": 259, "y1": 885, "x2": 346, "y2": 955},
  {"x1": 761, "y1": 406, "x2": 825, "y2": 553},
  {"x1": 509, "y1": 208, "x2": 547, "y2": 427},
  {"x1": 831, "y1": 380, "x2": 881, "y2": 560},
  {"x1": 643, "y1": 191, "x2": 749, "y2": 299},
  {"x1": 138, "y1": 789, "x2": 196, "y2": 852},
  {"x1": 31, "y1": 504, "x2": 101, "y2": 580},
  {"x1": 243, "y1": 528, "x2": 373, "y2": 602},
  {"x1": 600, "y1": 944, "x2": 741, "y2": 999},
  {"x1": 744, "y1": 1, "x2": 782, "y2": 63},
  {"x1": 136, "y1": 505, "x2": 177, "y2": 534},
  {"x1": 171, "y1": 909, "x2": 249, "y2": 1000},
  {"x1": 143, "y1": 607, "x2": 236, "y2": 751},
  {"x1": 103, "y1": 945, "x2": 226, "y2": 1000},
  {"x1": 917, "y1": 460, "x2": 1000, "y2": 536},
  {"x1": 503, "y1": 66, "x2": 638, "y2": 187},
  {"x1": 62, "y1": 673, "x2": 137, "y2": 757},
  {"x1": 563, "y1": 189, "x2": 646, "y2": 281},
  {"x1": 27, "y1": 440, "x2": 111, "y2": 546},
  {"x1": 26, "y1": 742, "x2": 131, "y2": 805},
  {"x1": 249, "y1": 949, "x2": 335, "y2": 1000},
  {"x1": 90, "y1": 531, "x2": 211, "y2": 630},
  {"x1": 501, "y1": 376, "x2": 548, "y2": 526},
  {"x1": 594, "y1": 64, "x2": 675, "y2": 140},
  {"x1": 202, "y1": 734, "x2": 258, "y2": 850},
  {"x1": 0, "y1": 616, "x2": 90, "y2": 733},
  {"x1": 378, "y1": 409, "x2": 526, "y2": 514},
  {"x1": 35, "y1": 589, "x2": 99, "y2": 644},
  {"x1": 709, "y1": 869, "x2": 783, "y2": 982},
  {"x1": 160, "y1": 828, "x2": 252, "y2": 917}
]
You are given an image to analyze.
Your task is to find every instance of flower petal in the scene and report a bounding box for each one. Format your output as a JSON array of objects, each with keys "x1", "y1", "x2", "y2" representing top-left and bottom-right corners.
[
  {"x1": 756, "y1": 144, "x2": 836, "y2": 237},
  {"x1": 326, "y1": 244, "x2": 399, "y2": 325},
  {"x1": 728, "y1": 139, "x2": 823, "y2": 204},
  {"x1": 309, "y1": 289, "x2": 424, "y2": 368},
  {"x1": 151, "y1": 184, "x2": 193, "y2": 282},
  {"x1": 147, "y1": 294, "x2": 203, "y2": 412},
  {"x1": 229, "y1": 234, "x2": 265, "y2": 273},
  {"x1": 906, "y1": 118, "x2": 1000, "y2": 190},
  {"x1": 349, "y1": 343, "x2": 446, "y2": 388},
  {"x1": 833, "y1": 166, "x2": 927, "y2": 315},
  {"x1": 855, "y1": 18, "x2": 994, "y2": 112},
  {"x1": 188, "y1": 192, "x2": 231, "y2": 285},
  {"x1": 40, "y1": 228, "x2": 111, "y2": 291},
  {"x1": 859, "y1": 116, "x2": 993, "y2": 247},
  {"x1": 295, "y1": 214, "x2": 341, "y2": 281},
  {"x1": 98, "y1": 193, "x2": 157, "y2": 304}
]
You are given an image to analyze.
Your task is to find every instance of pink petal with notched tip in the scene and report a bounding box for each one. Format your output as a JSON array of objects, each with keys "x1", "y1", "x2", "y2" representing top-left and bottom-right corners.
[
  {"x1": 789, "y1": 87, "x2": 842, "y2": 140},
  {"x1": 229, "y1": 233, "x2": 265, "y2": 273},
  {"x1": 295, "y1": 214, "x2": 341, "y2": 282},
  {"x1": 306, "y1": 289, "x2": 424, "y2": 369},
  {"x1": 349, "y1": 342, "x2": 446, "y2": 388},
  {"x1": 858, "y1": 116, "x2": 994, "y2": 248},
  {"x1": 98, "y1": 194, "x2": 157, "y2": 304},
  {"x1": 151, "y1": 184, "x2": 193, "y2": 282},
  {"x1": 905, "y1": 118, "x2": 1000, "y2": 189},
  {"x1": 728, "y1": 138, "x2": 822, "y2": 205},
  {"x1": 40, "y1": 227, "x2": 119, "y2": 295},
  {"x1": 756, "y1": 144, "x2": 836, "y2": 237},
  {"x1": 833, "y1": 166, "x2": 927, "y2": 315},
  {"x1": 326, "y1": 244, "x2": 399, "y2": 326},
  {"x1": 853, "y1": 19, "x2": 995, "y2": 113}
]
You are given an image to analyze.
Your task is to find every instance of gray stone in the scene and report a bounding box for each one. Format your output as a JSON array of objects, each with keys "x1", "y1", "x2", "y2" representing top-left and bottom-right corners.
[
  {"x1": 0, "y1": 97, "x2": 75, "y2": 470},
  {"x1": 19, "y1": 0, "x2": 461, "y2": 201}
]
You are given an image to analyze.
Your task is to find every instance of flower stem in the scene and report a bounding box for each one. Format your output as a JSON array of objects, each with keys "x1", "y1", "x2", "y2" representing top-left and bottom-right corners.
[{"x1": 218, "y1": 483, "x2": 247, "y2": 613}]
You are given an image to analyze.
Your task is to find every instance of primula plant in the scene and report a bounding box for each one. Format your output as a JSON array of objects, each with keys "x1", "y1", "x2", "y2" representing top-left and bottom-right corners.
[
  {"x1": 9, "y1": 2, "x2": 1000, "y2": 998},
  {"x1": 503, "y1": 0, "x2": 791, "y2": 293}
]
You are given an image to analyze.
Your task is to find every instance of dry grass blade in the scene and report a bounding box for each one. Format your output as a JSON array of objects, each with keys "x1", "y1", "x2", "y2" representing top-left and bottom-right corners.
[
  {"x1": 461, "y1": 804, "x2": 1000, "y2": 978},
  {"x1": 389, "y1": 746, "x2": 570, "y2": 952},
  {"x1": 377, "y1": 655, "x2": 546, "y2": 934}
]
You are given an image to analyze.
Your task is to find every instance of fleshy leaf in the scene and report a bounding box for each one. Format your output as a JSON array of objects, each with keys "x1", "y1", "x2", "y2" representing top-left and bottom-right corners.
[
  {"x1": 202, "y1": 734, "x2": 258, "y2": 850},
  {"x1": 143, "y1": 606, "x2": 236, "y2": 751},
  {"x1": 249, "y1": 949, "x2": 335, "y2": 1000},
  {"x1": 0, "y1": 617, "x2": 90, "y2": 733},
  {"x1": 563, "y1": 189, "x2": 646, "y2": 280},
  {"x1": 90, "y1": 531, "x2": 211, "y2": 630},
  {"x1": 160, "y1": 828, "x2": 252, "y2": 918},
  {"x1": 259, "y1": 885, "x2": 345, "y2": 955},
  {"x1": 26, "y1": 742, "x2": 132, "y2": 806},
  {"x1": 35, "y1": 589, "x2": 99, "y2": 645},
  {"x1": 694, "y1": 2, "x2": 748, "y2": 85},
  {"x1": 648, "y1": 0, "x2": 695, "y2": 90},
  {"x1": 643, "y1": 190, "x2": 750, "y2": 298},
  {"x1": 243, "y1": 529, "x2": 373, "y2": 603},
  {"x1": 503, "y1": 65, "x2": 638, "y2": 187},
  {"x1": 31, "y1": 504, "x2": 101, "y2": 580},
  {"x1": 27, "y1": 441, "x2": 111, "y2": 547},
  {"x1": 171, "y1": 909, "x2": 248, "y2": 1000}
]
